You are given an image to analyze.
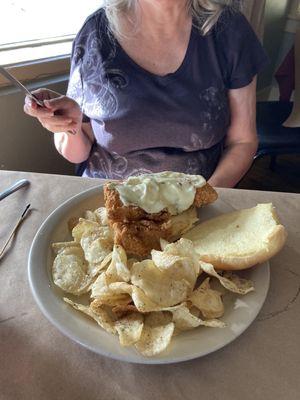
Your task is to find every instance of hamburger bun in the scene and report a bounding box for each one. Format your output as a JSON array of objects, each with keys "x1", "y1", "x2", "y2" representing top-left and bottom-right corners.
[{"x1": 183, "y1": 203, "x2": 287, "y2": 270}]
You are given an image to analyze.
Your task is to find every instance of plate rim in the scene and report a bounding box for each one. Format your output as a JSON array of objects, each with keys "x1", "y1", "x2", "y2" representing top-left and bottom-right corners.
[{"x1": 28, "y1": 185, "x2": 270, "y2": 365}]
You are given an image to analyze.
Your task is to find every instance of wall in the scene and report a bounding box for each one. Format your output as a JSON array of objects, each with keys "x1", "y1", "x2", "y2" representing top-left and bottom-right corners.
[
  {"x1": 259, "y1": 0, "x2": 290, "y2": 90},
  {"x1": 0, "y1": 77, "x2": 75, "y2": 175}
]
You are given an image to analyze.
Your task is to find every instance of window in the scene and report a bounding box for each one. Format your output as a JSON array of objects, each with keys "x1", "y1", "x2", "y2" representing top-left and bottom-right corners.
[{"x1": 0, "y1": 0, "x2": 101, "y2": 85}]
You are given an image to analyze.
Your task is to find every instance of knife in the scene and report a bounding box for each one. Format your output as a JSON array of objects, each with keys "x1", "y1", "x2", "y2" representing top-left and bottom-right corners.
[
  {"x1": 0, "y1": 179, "x2": 30, "y2": 201},
  {"x1": 0, "y1": 66, "x2": 44, "y2": 107}
]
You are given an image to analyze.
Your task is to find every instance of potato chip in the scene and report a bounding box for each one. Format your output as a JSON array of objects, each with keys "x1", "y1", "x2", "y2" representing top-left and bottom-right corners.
[
  {"x1": 162, "y1": 238, "x2": 200, "y2": 265},
  {"x1": 223, "y1": 272, "x2": 255, "y2": 294},
  {"x1": 127, "y1": 258, "x2": 139, "y2": 269},
  {"x1": 106, "y1": 245, "x2": 130, "y2": 284},
  {"x1": 52, "y1": 247, "x2": 93, "y2": 295},
  {"x1": 130, "y1": 285, "x2": 164, "y2": 313},
  {"x1": 86, "y1": 252, "x2": 113, "y2": 277},
  {"x1": 115, "y1": 312, "x2": 144, "y2": 346},
  {"x1": 91, "y1": 291, "x2": 132, "y2": 307},
  {"x1": 160, "y1": 238, "x2": 169, "y2": 251},
  {"x1": 94, "y1": 207, "x2": 109, "y2": 226},
  {"x1": 135, "y1": 312, "x2": 175, "y2": 356},
  {"x1": 91, "y1": 279, "x2": 163, "y2": 313},
  {"x1": 64, "y1": 298, "x2": 116, "y2": 334},
  {"x1": 90, "y1": 272, "x2": 109, "y2": 298},
  {"x1": 83, "y1": 207, "x2": 109, "y2": 226},
  {"x1": 152, "y1": 238, "x2": 200, "y2": 278},
  {"x1": 112, "y1": 304, "x2": 138, "y2": 318},
  {"x1": 166, "y1": 303, "x2": 226, "y2": 331},
  {"x1": 169, "y1": 206, "x2": 198, "y2": 240},
  {"x1": 84, "y1": 210, "x2": 98, "y2": 222},
  {"x1": 145, "y1": 311, "x2": 173, "y2": 326},
  {"x1": 80, "y1": 226, "x2": 113, "y2": 264},
  {"x1": 189, "y1": 278, "x2": 224, "y2": 319},
  {"x1": 90, "y1": 275, "x2": 132, "y2": 306},
  {"x1": 200, "y1": 261, "x2": 254, "y2": 294},
  {"x1": 131, "y1": 259, "x2": 190, "y2": 307},
  {"x1": 72, "y1": 218, "x2": 99, "y2": 242},
  {"x1": 52, "y1": 241, "x2": 81, "y2": 255},
  {"x1": 151, "y1": 252, "x2": 187, "y2": 269}
]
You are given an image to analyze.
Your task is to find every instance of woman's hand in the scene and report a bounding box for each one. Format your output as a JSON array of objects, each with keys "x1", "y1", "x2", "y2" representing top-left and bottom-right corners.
[
  {"x1": 23, "y1": 88, "x2": 82, "y2": 135},
  {"x1": 24, "y1": 88, "x2": 94, "y2": 164}
]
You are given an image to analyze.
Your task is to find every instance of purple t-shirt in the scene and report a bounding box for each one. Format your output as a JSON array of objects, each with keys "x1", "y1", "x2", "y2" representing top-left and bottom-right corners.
[{"x1": 67, "y1": 7, "x2": 268, "y2": 179}]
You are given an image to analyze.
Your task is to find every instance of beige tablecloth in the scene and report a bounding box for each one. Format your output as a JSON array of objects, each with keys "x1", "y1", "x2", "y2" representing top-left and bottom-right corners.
[{"x1": 0, "y1": 170, "x2": 299, "y2": 400}]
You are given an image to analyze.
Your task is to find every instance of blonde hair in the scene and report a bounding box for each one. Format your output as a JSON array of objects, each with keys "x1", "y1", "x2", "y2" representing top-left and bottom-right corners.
[{"x1": 103, "y1": 0, "x2": 239, "y2": 37}]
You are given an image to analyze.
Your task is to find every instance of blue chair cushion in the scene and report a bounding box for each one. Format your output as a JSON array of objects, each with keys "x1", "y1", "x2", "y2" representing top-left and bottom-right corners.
[{"x1": 256, "y1": 101, "x2": 300, "y2": 156}]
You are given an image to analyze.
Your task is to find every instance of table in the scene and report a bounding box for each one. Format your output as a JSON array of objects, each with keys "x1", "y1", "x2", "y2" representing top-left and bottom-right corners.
[{"x1": 0, "y1": 170, "x2": 299, "y2": 400}]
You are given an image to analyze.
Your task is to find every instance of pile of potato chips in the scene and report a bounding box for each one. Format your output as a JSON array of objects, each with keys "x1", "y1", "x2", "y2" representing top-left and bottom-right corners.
[{"x1": 52, "y1": 207, "x2": 254, "y2": 357}]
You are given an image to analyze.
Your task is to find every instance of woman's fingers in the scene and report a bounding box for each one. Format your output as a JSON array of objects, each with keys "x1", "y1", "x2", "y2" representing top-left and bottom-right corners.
[
  {"x1": 39, "y1": 115, "x2": 73, "y2": 125},
  {"x1": 40, "y1": 120, "x2": 77, "y2": 133},
  {"x1": 31, "y1": 88, "x2": 61, "y2": 101},
  {"x1": 43, "y1": 96, "x2": 74, "y2": 112},
  {"x1": 38, "y1": 115, "x2": 78, "y2": 133},
  {"x1": 23, "y1": 88, "x2": 62, "y2": 116},
  {"x1": 23, "y1": 102, "x2": 54, "y2": 117}
]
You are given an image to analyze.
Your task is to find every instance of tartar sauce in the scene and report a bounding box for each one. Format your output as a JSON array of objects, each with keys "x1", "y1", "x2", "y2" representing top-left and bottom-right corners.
[{"x1": 110, "y1": 171, "x2": 206, "y2": 215}]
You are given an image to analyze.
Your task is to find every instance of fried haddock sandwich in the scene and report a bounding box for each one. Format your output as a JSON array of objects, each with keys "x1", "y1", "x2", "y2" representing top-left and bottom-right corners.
[{"x1": 104, "y1": 171, "x2": 217, "y2": 257}]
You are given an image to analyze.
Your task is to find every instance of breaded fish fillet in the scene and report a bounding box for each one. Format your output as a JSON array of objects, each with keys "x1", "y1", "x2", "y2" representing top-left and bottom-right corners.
[
  {"x1": 104, "y1": 183, "x2": 217, "y2": 223},
  {"x1": 111, "y1": 219, "x2": 172, "y2": 258}
]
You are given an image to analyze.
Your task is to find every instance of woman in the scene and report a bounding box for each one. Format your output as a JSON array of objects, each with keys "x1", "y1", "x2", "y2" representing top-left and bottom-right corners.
[{"x1": 24, "y1": 0, "x2": 268, "y2": 187}]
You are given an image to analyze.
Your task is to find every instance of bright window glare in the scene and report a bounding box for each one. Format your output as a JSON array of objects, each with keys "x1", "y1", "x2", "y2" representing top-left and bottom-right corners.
[{"x1": 0, "y1": 1, "x2": 102, "y2": 45}]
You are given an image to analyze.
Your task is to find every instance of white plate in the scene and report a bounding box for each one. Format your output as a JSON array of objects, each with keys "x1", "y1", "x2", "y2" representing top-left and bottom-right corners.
[{"x1": 28, "y1": 186, "x2": 270, "y2": 364}]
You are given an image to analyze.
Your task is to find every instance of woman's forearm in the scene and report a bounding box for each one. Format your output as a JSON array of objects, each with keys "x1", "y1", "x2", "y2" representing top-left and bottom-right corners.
[
  {"x1": 54, "y1": 123, "x2": 93, "y2": 164},
  {"x1": 208, "y1": 140, "x2": 258, "y2": 188}
]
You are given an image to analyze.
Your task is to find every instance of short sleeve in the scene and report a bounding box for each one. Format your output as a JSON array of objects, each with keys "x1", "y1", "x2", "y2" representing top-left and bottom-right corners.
[
  {"x1": 66, "y1": 12, "x2": 100, "y2": 122},
  {"x1": 66, "y1": 40, "x2": 84, "y2": 108},
  {"x1": 215, "y1": 8, "x2": 269, "y2": 89}
]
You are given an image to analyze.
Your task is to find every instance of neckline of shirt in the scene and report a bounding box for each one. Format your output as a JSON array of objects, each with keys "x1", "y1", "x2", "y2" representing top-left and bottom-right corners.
[{"x1": 112, "y1": 25, "x2": 196, "y2": 84}]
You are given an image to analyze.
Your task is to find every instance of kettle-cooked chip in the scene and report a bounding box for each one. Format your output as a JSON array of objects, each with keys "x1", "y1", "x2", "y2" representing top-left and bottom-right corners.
[
  {"x1": 162, "y1": 238, "x2": 200, "y2": 265},
  {"x1": 189, "y1": 278, "x2": 224, "y2": 319},
  {"x1": 83, "y1": 207, "x2": 109, "y2": 226},
  {"x1": 159, "y1": 238, "x2": 169, "y2": 251},
  {"x1": 87, "y1": 252, "x2": 113, "y2": 277},
  {"x1": 167, "y1": 303, "x2": 226, "y2": 331},
  {"x1": 52, "y1": 247, "x2": 93, "y2": 295},
  {"x1": 80, "y1": 227, "x2": 113, "y2": 264},
  {"x1": 63, "y1": 297, "x2": 116, "y2": 334},
  {"x1": 106, "y1": 245, "x2": 130, "y2": 284},
  {"x1": 112, "y1": 304, "x2": 138, "y2": 318},
  {"x1": 223, "y1": 271, "x2": 255, "y2": 294},
  {"x1": 52, "y1": 241, "x2": 81, "y2": 255},
  {"x1": 72, "y1": 218, "x2": 101, "y2": 242},
  {"x1": 115, "y1": 312, "x2": 144, "y2": 346},
  {"x1": 135, "y1": 312, "x2": 175, "y2": 356},
  {"x1": 131, "y1": 259, "x2": 190, "y2": 307},
  {"x1": 94, "y1": 207, "x2": 109, "y2": 226},
  {"x1": 84, "y1": 210, "x2": 98, "y2": 222},
  {"x1": 91, "y1": 279, "x2": 164, "y2": 313},
  {"x1": 200, "y1": 262, "x2": 254, "y2": 295}
]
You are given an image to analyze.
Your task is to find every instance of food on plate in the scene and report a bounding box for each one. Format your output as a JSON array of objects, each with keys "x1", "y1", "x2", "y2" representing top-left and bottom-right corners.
[
  {"x1": 184, "y1": 203, "x2": 287, "y2": 270},
  {"x1": 104, "y1": 171, "x2": 218, "y2": 257},
  {"x1": 50, "y1": 172, "x2": 286, "y2": 357},
  {"x1": 52, "y1": 233, "x2": 254, "y2": 356}
]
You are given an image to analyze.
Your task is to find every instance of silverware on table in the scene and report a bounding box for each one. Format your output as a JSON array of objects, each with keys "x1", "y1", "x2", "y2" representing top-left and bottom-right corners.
[
  {"x1": 0, "y1": 179, "x2": 30, "y2": 201},
  {"x1": 0, "y1": 66, "x2": 44, "y2": 107},
  {"x1": 0, "y1": 204, "x2": 31, "y2": 259}
]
